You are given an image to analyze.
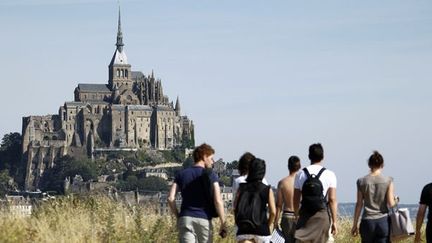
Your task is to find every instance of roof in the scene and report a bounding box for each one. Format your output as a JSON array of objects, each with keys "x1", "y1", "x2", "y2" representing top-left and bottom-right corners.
[
  {"x1": 77, "y1": 84, "x2": 111, "y2": 93},
  {"x1": 156, "y1": 106, "x2": 174, "y2": 111},
  {"x1": 111, "y1": 105, "x2": 126, "y2": 111},
  {"x1": 127, "y1": 105, "x2": 153, "y2": 111},
  {"x1": 132, "y1": 71, "x2": 145, "y2": 80},
  {"x1": 109, "y1": 49, "x2": 128, "y2": 66},
  {"x1": 65, "y1": 101, "x2": 109, "y2": 107},
  {"x1": 64, "y1": 102, "x2": 86, "y2": 107}
]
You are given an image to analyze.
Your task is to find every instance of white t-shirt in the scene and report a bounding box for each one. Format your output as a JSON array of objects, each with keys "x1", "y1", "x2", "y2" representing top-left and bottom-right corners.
[{"x1": 294, "y1": 164, "x2": 337, "y2": 197}]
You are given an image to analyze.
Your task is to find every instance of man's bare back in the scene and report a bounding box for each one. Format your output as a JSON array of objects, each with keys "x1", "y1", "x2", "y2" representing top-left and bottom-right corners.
[{"x1": 277, "y1": 173, "x2": 296, "y2": 212}]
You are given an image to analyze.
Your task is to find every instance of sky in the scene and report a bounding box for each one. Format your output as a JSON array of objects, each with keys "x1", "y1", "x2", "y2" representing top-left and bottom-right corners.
[{"x1": 0, "y1": 0, "x2": 431, "y2": 203}]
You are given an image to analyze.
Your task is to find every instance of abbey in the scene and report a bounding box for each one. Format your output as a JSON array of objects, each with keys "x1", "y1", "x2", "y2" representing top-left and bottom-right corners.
[{"x1": 22, "y1": 10, "x2": 194, "y2": 191}]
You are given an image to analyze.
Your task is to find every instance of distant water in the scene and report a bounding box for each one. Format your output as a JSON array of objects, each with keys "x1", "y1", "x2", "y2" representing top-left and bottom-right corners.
[{"x1": 338, "y1": 203, "x2": 420, "y2": 220}]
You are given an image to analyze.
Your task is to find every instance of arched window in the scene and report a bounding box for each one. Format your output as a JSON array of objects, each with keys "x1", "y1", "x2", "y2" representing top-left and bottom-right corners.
[
  {"x1": 117, "y1": 69, "x2": 120, "y2": 77},
  {"x1": 125, "y1": 70, "x2": 128, "y2": 78},
  {"x1": 121, "y1": 69, "x2": 124, "y2": 78}
]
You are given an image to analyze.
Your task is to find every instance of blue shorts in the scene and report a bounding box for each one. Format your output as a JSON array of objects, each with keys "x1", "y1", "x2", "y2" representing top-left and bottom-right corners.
[{"x1": 360, "y1": 216, "x2": 390, "y2": 243}]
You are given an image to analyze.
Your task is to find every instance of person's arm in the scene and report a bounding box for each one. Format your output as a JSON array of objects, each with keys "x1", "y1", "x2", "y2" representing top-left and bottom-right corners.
[
  {"x1": 293, "y1": 188, "x2": 301, "y2": 217},
  {"x1": 386, "y1": 181, "x2": 396, "y2": 208},
  {"x1": 274, "y1": 181, "x2": 283, "y2": 228},
  {"x1": 415, "y1": 204, "x2": 427, "y2": 242},
  {"x1": 167, "y1": 183, "x2": 179, "y2": 218},
  {"x1": 213, "y1": 182, "x2": 227, "y2": 235},
  {"x1": 327, "y1": 187, "x2": 338, "y2": 236},
  {"x1": 351, "y1": 189, "x2": 363, "y2": 236},
  {"x1": 232, "y1": 179, "x2": 238, "y2": 206},
  {"x1": 268, "y1": 187, "x2": 276, "y2": 232}
]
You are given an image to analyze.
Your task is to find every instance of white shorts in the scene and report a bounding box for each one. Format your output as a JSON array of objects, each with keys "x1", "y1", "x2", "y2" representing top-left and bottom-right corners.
[{"x1": 236, "y1": 234, "x2": 271, "y2": 243}]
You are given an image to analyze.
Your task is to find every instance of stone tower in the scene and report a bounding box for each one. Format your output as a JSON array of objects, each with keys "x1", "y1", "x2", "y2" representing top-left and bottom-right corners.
[{"x1": 108, "y1": 7, "x2": 135, "y2": 105}]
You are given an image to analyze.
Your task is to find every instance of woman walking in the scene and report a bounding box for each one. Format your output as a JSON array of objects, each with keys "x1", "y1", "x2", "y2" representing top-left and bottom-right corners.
[
  {"x1": 351, "y1": 151, "x2": 397, "y2": 243},
  {"x1": 234, "y1": 158, "x2": 276, "y2": 243}
]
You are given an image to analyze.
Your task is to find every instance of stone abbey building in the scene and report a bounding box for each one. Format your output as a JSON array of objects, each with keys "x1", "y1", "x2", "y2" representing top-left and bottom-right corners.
[{"x1": 22, "y1": 10, "x2": 194, "y2": 190}]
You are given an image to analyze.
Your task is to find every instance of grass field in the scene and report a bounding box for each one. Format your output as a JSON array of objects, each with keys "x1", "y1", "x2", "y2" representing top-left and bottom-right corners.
[{"x1": 0, "y1": 196, "x2": 423, "y2": 242}]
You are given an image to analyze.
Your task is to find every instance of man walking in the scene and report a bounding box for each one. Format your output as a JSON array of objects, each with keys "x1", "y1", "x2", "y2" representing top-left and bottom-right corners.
[
  {"x1": 293, "y1": 143, "x2": 338, "y2": 243},
  {"x1": 415, "y1": 182, "x2": 432, "y2": 243},
  {"x1": 274, "y1": 155, "x2": 301, "y2": 242},
  {"x1": 168, "y1": 143, "x2": 226, "y2": 243}
]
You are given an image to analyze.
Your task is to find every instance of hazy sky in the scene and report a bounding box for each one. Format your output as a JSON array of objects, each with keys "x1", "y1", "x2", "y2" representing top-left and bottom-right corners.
[{"x1": 1, "y1": 0, "x2": 431, "y2": 203}]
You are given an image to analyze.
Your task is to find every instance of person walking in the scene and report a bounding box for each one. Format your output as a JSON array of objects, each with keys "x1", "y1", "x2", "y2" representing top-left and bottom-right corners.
[
  {"x1": 232, "y1": 152, "x2": 268, "y2": 205},
  {"x1": 168, "y1": 143, "x2": 226, "y2": 243},
  {"x1": 234, "y1": 158, "x2": 276, "y2": 243},
  {"x1": 293, "y1": 143, "x2": 338, "y2": 243},
  {"x1": 274, "y1": 155, "x2": 301, "y2": 242},
  {"x1": 415, "y1": 182, "x2": 432, "y2": 243},
  {"x1": 351, "y1": 151, "x2": 396, "y2": 243}
]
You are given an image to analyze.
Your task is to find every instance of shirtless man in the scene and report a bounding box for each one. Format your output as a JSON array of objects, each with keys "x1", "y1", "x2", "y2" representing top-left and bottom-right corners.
[{"x1": 274, "y1": 155, "x2": 301, "y2": 242}]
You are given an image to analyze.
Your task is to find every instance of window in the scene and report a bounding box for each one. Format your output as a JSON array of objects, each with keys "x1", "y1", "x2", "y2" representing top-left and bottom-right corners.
[
  {"x1": 121, "y1": 69, "x2": 124, "y2": 78},
  {"x1": 125, "y1": 70, "x2": 128, "y2": 78},
  {"x1": 117, "y1": 69, "x2": 120, "y2": 77}
]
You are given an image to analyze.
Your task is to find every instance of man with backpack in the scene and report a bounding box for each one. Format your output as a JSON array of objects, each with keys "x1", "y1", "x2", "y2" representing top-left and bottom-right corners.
[{"x1": 293, "y1": 143, "x2": 338, "y2": 243}]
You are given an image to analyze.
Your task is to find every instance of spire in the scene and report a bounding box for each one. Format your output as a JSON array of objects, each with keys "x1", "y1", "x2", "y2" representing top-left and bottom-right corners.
[
  {"x1": 175, "y1": 96, "x2": 181, "y2": 115},
  {"x1": 116, "y1": 5, "x2": 124, "y2": 52}
]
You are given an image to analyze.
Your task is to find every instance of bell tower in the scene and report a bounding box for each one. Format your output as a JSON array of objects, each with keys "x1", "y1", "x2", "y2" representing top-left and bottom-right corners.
[{"x1": 108, "y1": 6, "x2": 132, "y2": 90}]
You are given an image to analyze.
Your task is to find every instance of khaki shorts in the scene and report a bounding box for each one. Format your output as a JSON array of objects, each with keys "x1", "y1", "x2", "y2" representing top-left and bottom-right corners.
[{"x1": 178, "y1": 216, "x2": 213, "y2": 243}]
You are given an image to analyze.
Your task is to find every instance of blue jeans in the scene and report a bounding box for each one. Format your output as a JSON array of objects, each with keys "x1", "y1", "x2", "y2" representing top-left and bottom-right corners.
[{"x1": 360, "y1": 216, "x2": 390, "y2": 243}]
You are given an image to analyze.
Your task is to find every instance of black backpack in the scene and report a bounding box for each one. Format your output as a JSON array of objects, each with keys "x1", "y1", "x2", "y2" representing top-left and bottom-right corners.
[
  {"x1": 301, "y1": 167, "x2": 327, "y2": 214},
  {"x1": 235, "y1": 183, "x2": 269, "y2": 232}
]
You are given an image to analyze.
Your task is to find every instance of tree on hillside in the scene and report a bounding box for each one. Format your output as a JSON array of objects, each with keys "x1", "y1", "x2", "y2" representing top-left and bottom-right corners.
[
  {"x1": 226, "y1": 160, "x2": 239, "y2": 170},
  {"x1": 182, "y1": 156, "x2": 194, "y2": 168},
  {"x1": 137, "y1": 176, "x2": 169, "y2": 191},
  {"x1": 0, "y1": 170, "x2": 16, "y2": 196},
  {"x1": 219, "y1": 175, "x2": 232, "y2": 187},
  {"x1": 40, "y1": 156, "x2": 99, "y2": 193},
  {"x1": 0, "y1": 132, "x2": 24, "y2": 188}
]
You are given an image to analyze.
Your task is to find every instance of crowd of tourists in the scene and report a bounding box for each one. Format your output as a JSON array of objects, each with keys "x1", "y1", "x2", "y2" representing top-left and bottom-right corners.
[{"x1": 167, "y1": 143, "x2": 432, "y2": 243}]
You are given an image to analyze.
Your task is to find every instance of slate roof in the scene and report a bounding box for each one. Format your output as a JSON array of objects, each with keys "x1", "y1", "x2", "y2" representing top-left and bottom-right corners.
[
  {"x1": 109, "y1": 49, "x2": 128, "y2": 66},
  {"x1": 132, "y1": 71, "x2": 145, "y2": 80},
  {"x1": 77, "y1": 84, "x2": 111, "y2": 93},
  {"x1": 127, "y1": 105, "x2": 153, "y2": 111}
]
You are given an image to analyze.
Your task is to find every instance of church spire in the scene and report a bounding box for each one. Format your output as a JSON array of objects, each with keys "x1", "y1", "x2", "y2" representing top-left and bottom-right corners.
[
  {"x1": 116, "y1": 5, "x2": 124, "y2": 52},
  {"x1": 175, "y1": 96, "x2": 181, "y2": 115}
]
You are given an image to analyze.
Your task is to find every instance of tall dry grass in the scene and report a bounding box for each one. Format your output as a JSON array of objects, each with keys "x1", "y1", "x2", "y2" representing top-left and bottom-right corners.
[{"x1": 0, "y1": 197, "x2": 424, "y2": 243}]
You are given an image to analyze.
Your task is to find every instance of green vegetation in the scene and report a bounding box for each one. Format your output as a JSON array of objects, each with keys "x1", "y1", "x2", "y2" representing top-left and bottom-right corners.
[
  {"x1": 116, "y1": 176, "x2": 169, "y2": 192},
  {"x1": 0, "y1": 132, "x2": 24, "y2": 192},
  {"x1": 182, "y1": 156, "x2": 194, "y2": 168},
  {"x1": 0, "y1": 170, "x2": 15, "y2": 196},
  {"x1": 40, "y1": 156, "x2": 99, "y2": 193},
  {"x1": 219, "y1": 175, "x2": 232, "y2": 187},
  {"x1": 181, "y1": 129, "x2": 195, "y2": 149},
  {"x1": 225, "y1": 160, "x2": 238, "y2": 171}
]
